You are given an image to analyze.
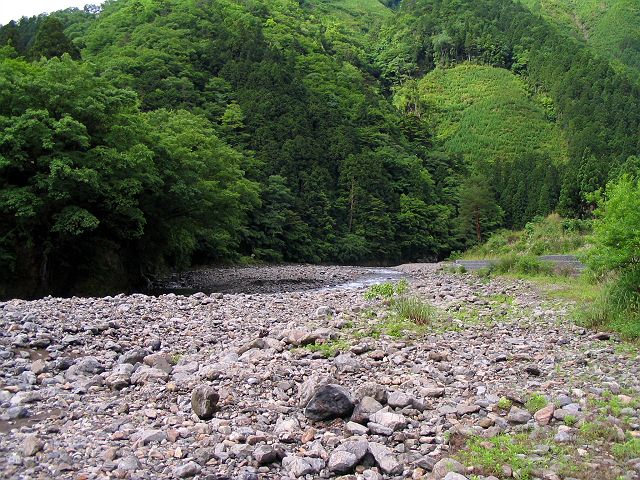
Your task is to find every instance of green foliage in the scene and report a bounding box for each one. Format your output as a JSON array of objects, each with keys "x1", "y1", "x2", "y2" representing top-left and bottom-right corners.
[
  {"x1": 456, "y1": 174, "x2": 504, "y2": 245},
  {"x1": 463, "y1": 214, "x2": 591, "y2": 259},
  {"x1": 519, "y1": 0, "x2": 640, "y2": 74},
  {"x1": 28, "y1": 16, "x2": 80, "y2": 60},
  {"x1": 305, "y1": 339, "x2": 350, "y2": 358},
  {"x1": 525, "y1": 393, "x2": 548, "y2": 414},
  {"x1": 0, "y1": 53, "x2": 256, "y2": 297},
  {"x1": 580, "y1": 176, "x2": 640, "y2": 338},
  {"x1": 497, "y1": 397, "x2": 513, "y2": 410},
  {"x1": 492, "y1": 255, "x2": 554, "y2": 276},
  {"x1": 612, "y1": 438, "x2": 640, "y2": 460},
  {"x1": 456, "y1": 434, "x2": 534, "y2": 480},
  {"x1": 391, "y1": 296, "x2": 437, "y2": 325},
  {"x1": 563, "y1": 414, "x2": 577, "y2": 427},
  {"x1": 364, "y1": 279, "x2": 408, "y2": 300}
]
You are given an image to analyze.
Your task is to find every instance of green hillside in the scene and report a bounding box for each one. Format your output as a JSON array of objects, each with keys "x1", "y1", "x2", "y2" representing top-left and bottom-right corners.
[
  {"x1": 520, "y1": 0, "x2": 640, "y2": 72},
  {"x1": 415, "y1": 64, "x2": 567, "y2": 167}
]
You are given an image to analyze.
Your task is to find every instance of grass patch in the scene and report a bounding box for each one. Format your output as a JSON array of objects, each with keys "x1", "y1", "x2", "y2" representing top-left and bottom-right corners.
[
  {"x1": 497, "y1": 397, "x2": 513, "y2": 410},
  {"x1": 392, "y1": 296, "x2": 437, "y2": 325},
  {"x1": 612, "y1": 438, "x2": 640, "y2": 461},
  {"x1": 461, "y1": 214, "x2": 591, "y2": 259},
  {"x1": 456, "y1": 434, "x2": 534, "y2": 479},
  {"x1": 364, "y1": 279, "x2": 408, "y2": 300},
  {"x1": 305, "y1": 339, "x2": 349, "y2": 357},
  {"x1": 525, "y1": 393, "x2": 548, "y2": 414},
  {"x1": 563, "y1": 414, "x2": 577, "y2": 427},
  {"x1": 579, "y1": 421, "x2": 619, "y2": 442},
  {"x1": 575, "y1": 268, "x2": 640, "y2": 340}
]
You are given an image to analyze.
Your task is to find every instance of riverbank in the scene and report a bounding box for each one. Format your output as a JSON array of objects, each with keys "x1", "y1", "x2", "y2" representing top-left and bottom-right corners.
[{"x1": 0, "y1": 264, "x2": 638, "y2": 479}]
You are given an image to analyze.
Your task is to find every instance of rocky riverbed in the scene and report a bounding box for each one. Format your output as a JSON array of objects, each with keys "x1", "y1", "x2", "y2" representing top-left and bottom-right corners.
[{"x1": 1, "y1": 264, "x2": 639, "y2": 480}]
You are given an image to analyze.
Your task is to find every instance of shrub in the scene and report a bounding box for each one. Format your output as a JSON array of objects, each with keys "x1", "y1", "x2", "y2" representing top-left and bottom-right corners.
[
  {"x1": 581, "y1": 175, "x2": 640, "y2": 338},
  {"x1": 392, "y1": 296, "x2": 436, "y2": 325}
]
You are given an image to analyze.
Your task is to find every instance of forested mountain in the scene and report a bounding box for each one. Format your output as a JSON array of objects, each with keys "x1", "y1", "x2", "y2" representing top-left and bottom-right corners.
[
  {"x1": 519, "y1": 0, "x2": 640, "y2": 73},
  {"x1": 1, "y1": 0, "x2": 639, "y2": 297}
]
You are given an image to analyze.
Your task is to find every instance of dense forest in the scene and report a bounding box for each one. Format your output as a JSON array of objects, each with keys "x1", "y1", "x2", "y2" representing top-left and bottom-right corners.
[{"x1": 1, "y1": 0, "x2": 639, "y2": 298}]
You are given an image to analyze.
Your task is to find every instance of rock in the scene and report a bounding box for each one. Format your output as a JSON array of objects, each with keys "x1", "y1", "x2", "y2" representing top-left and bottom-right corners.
[
  {"x1": 253, "y1": 445, "x2": 277, "y2": 465},
  {"x1": 432, "y1": 458, "x2": 464, "y2": 479},
  {"x1": 133, "y1": 429, "x2": 166, "y2": 446},
  {"x1": 131, "y1": 366, "x2": 169, "y2": 384},
  {"x1": 304, "y1": 384, "x2": 354, "y2": 421},
  {"x1": 334, "y1": 353, "x2": 360, "y2": 372},
  {"x1": 329, "y1": 440, "x2": 368, "y2": 472},
  {"x1": 105, "y1": 363, "x2": 134, "y2": 390},
  {"x1": 328, "y1": 450, "x2": 359, "y2": 473},
  {"x1": 298, "y1": 374, "x2": 336, "y2": 407},
  {"x1": 387, "y1": 391, "x2": 413, "y2": 408},
  {"x1": 282, "y1": 456, "x2": 316, "y2": 477},
  {"x1": 31, "y1": 359, "x2": 47, "y2": 375},
  {"x1": 117, "y1": 456, "x2": 141, "y2": 471},
  {"x1": 354, "y1": 382, "x2": 388, "y2": 403},
  {"x1": 351, "y1": 396, "x2": 384, "y2": 424},
  {"x1": 524, "y1": 365, "x2": 541, "y2": 376},
  {"x1": 444, "y1": 473, "x2": 468, "y2": 480},
  {"x1": 174, "y1": 461, "x2": 201, "y2": 478},
  {"x1": 554, "y1": 425, "x2": 574, "y2": 443},
  {"x1": 346, "y1": 421, "x2": 368, "y2": 435},
  {"x1": 534, "y1": 404, "x2": 555, "y2": 425},
  {"x1": 421, "y1": 387, "x2": 445, "y2": 398},
  {"x1": 143, "y1": 352, "x2": 173, "y2": 374},
  {"x1": 22, "y1": 435, "x2": 43, "y2": 457},
  {"x1": 507, "y1": 406, "x2": 532, "y2": 424},
  {"x1": 191, "y1": 385, "x2": 219, "y2": 420},
  {"x1": 369, "y1": 410, "x2": 407, "y2": 431},
  {"x1": 368, "y1": 442, "x2": 402, "y2": 475},
  {"x1": 118, "y1": 349, "x2": 149, "y2": 365},
  {"x1": 315, "y1": 306, "x2": 334, "y2": 318}
]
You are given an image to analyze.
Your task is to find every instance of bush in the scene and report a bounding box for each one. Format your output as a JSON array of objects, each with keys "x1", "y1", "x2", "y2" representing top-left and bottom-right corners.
[
  {"x1": 492, "y1": 254, "x2": 553, "y2": 276},
  {"x1": 392, "y1": 296, "x2": 436, "y2": 325},
  {"x1": 581, "y1": 175, "x2": 640, "y2": 338}
]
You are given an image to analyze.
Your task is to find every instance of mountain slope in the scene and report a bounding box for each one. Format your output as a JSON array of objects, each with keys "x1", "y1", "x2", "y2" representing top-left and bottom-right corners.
[
  {"x1": 416, "y1": 64, "x2": 566, "y2": 167},
  {"x1": 520, "y1": 0, "x2": 640, "y2": 73}
]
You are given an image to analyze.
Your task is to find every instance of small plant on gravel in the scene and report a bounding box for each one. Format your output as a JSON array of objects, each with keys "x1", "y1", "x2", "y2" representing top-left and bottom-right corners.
[
  {"x1": 364, "y1": 279, "x2": 409, "y2": 300},
  {"x1": 497, "y1": 397, "x2": 513, "y2": 410},
  {"x1": 563, "y1": 414, "x2": 577, "y2": 427},
  {"x1": 305, "y1": 339, "x2": 349, "y2": 358},
  {"x1": 456, "y1": 434, "x2": 534, "y2": 480},
  {"x1": 525, "y1": 393, "x2": 548, "y2": 414},
  {"x1": 170, "y1": 353, "x2": 182, "y2": 365},
  {"x1": 579, "y1": 421, "x2": 619, "y2": 441},
  {"x1": 392, "y1": 296, "x2": 437, "y2": 325},
  {"x1": 612, "y1": 438, "x2": 640, "y2": 460}
]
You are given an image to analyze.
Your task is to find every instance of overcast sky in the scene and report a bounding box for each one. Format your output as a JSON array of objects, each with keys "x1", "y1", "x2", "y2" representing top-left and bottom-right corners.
[{"x1": 0, "y1": 1, "x2": 103, "y2": 25}]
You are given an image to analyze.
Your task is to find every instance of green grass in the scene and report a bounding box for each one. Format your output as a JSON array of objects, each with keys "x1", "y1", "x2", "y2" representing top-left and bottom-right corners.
[
  {"x1": 525, "y1": 393, "x2": 548, "y2": 414},
  {"x1": 462, "y1": 214, "x2": 591, "y2": 259},
  {"x1": 415, "y1": 64, "x2": 567, "y2": 168},
  {"x1": 305, "y1": 339, "x2": 350, "y2": 357},
  {"x1": 563, "y1": 414, "x2": 577, "y2": 427},
  {"x1": 391, "y1": 296, "x2": 437, "y2": 325},
  {"x1": 612, "y1": 438, "x2": 640, "y2": 460},
  {"x1": 575, "y1": 268, "x2": 640, "y2": 340},
  {"x1": 364, "y1": 279, "x2": 409, "y2": 300},
  {"x1": 497, "y1": 397, "x2": 513, "y2": 410},
  {"x1": 456, "y1": 434, "x2": 536, "y2": 480},
  {"x1": 579, "y1": 421, "x2": 619, "y2": 441}
]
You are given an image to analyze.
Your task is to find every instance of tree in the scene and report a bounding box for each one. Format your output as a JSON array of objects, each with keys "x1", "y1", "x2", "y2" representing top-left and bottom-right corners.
[
  {"x1": 457, "y1": 175, "x2": 503, "y2": 245},
  {"x1": 29, "y1": 17, "x2": 80, "y2": 60}
]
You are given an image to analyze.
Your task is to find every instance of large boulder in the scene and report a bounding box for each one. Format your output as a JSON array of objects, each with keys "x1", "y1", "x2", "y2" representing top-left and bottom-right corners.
[{"x1": 304, "y1": 384, "x2": 354, "y2": 421}]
